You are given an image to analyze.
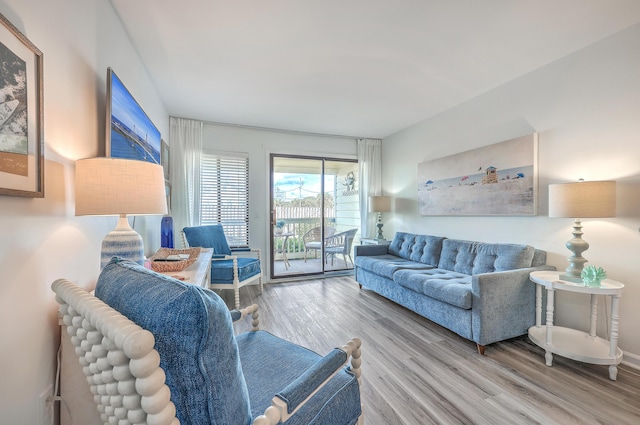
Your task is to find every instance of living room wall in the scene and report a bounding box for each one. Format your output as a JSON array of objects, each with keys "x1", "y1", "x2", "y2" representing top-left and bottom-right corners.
[
  {"x1": 0, "y1": 1, "x2": 168, "y2": 423},
  {"x1": 383, "y1": 24, "x2": 640, "y2": 366}
]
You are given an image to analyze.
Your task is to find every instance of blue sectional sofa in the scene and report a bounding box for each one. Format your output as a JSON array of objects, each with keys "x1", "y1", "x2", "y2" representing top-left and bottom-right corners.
[{"x1": 354, "y1": 232, "x2": 555, "y2": 353}]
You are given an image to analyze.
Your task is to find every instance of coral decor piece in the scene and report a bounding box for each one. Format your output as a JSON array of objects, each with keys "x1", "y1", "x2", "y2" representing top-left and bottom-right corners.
[{"x1": 581, "y1": 265, "x2": 607, "y2": 287}]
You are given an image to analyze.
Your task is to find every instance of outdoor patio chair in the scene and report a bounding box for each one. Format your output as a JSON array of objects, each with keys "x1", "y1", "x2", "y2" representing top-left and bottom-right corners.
[
  {"x1": 183, "y1": 224, "x2": 262, "y2": 309},
  {"x1": 324, "y1": 228, "x2": 359, "y2": 266},
  {"x1": 52, "y1": 258, "x2": 363, "y2": 425},
  {"x1": 302, "y1": 226, "x2": 336, "y2": 261}
]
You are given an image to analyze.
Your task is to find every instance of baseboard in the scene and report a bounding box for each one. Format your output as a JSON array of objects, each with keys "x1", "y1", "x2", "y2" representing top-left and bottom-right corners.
[{"x1": 622, "y1": 350, "x2": 640, "y2": 370}]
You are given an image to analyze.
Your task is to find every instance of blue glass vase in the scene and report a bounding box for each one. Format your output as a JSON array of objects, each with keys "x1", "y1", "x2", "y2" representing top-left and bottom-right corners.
[{"x1": 161, "y1": 215, "x2": 174, "y2": 248}]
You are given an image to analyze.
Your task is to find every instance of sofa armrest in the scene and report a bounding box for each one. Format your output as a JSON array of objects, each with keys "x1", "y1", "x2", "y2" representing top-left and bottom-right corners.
[
  {"x1": 230, "y1": 303, "x2": 260, "y2": 331},
  {"x1": 253, "y1": 338, "x2": 362, "y2": 425},
  {"x1": 354, "y1": 244, "x2": 388, "y2": 257},
  {"x1": 471, "y1": 265, "x2": 556, "y2": 346}
]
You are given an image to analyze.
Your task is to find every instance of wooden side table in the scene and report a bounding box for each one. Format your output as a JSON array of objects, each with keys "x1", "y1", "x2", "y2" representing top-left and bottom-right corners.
[{"x1": 528, "y1": 270, "x2": 624, "y2": 380}]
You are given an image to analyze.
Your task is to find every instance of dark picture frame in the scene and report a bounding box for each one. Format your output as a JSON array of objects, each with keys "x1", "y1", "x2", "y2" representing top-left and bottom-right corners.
[{"x1": 0, "y1": 13, "x2": 44, "y2": 197}]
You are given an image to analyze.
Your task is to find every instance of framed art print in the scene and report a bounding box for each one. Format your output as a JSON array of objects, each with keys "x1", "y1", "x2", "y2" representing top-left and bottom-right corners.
[
  {"x1": 0, "y1": 13, "x2": 44, "y2": 197},
  {"x1": 418, "y1": 133, "x2": 538, "y2": 216}
]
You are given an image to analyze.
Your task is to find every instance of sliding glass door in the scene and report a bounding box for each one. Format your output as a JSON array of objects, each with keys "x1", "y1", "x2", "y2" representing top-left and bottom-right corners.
[{"x1": 270, "y1": 155, "x2": 359, "y2": 279}]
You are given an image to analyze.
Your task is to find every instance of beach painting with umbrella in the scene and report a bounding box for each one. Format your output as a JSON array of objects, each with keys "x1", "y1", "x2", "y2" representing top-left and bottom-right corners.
[{"x1": 418, "y1": 134, "x2": 538, "y2": 216}]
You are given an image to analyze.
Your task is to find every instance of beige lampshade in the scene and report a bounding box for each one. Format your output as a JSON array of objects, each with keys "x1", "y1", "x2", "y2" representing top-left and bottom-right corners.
[
  {"x1": 548, "y1": 181, "x2": 616, "y2": 218},
  {"x1": 369, "y1": 195, "x2": 391, "y2": 213},
  {"x1": 75, "y1": 157, "x2": 167, "y2": 216}
]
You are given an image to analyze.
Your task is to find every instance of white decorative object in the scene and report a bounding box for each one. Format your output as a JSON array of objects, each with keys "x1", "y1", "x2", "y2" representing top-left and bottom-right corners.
[
  {"x1": 75, "y1": 158, "x2": 167, "y2": 268},
  {"x1": 528, "y1": 270, "x2": 624, "y2": 380}
]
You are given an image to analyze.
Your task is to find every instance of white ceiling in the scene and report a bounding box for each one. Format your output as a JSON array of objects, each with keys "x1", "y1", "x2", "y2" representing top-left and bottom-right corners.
[{"x1": 111, "y1": 0, "x2": 640, "y2": 139}]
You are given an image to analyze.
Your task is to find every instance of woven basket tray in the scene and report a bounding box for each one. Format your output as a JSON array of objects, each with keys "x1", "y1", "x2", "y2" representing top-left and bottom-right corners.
[{"x1": 150, "y1": 247, "x2": 201, "y2": 273}]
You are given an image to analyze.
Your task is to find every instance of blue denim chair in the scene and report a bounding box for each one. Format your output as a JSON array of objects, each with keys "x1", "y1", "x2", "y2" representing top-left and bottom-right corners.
[
  {"x1": 183, "y1": 225, "x2": 262, "y2": 309},
  {"x1": 52, "y1": 258, "x2": 363, "y2": 425}
]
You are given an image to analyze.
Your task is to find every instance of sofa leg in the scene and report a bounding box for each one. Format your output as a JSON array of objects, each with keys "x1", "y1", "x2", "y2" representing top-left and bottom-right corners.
[
  {"x1": 358, "y1": 284, "x2": 362, "y2": 289},
  {"x1": 477, "y1": 344, "x2": 486, "y2": 355}
]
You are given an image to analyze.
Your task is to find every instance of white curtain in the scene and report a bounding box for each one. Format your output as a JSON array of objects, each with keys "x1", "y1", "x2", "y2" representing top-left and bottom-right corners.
[
  {"x1": 357, "y1": 138, "x2": 382, "y2": 239},
  {"x1": 169, "y1": 117, "x2": 203, "y2": 239}
]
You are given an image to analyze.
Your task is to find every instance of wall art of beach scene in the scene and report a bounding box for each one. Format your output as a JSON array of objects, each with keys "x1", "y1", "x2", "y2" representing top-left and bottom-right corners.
[{"x1": 418, "y1": 134, "x2": 538, "y2": 216}]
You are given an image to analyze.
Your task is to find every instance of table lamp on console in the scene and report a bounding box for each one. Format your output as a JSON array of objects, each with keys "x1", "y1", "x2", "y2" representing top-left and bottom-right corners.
[
  {"x1": 75, "y1": 157, "x2": 167, "y2": 269},
  {"x1": 369, "y1": 195, "x2": 391, "y2": 241},
  {"x1": 548, "y1": 179, "x2": 616, "y2": 282}
]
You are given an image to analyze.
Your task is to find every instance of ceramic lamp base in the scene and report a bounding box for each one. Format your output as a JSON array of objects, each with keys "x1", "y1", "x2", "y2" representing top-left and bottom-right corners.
[
  {"x1": 101, "y1": 215, "x2": 144, "y2": 269},
  {"x1": 375, "y1": 212, "x2": 385, "y2": 240}
]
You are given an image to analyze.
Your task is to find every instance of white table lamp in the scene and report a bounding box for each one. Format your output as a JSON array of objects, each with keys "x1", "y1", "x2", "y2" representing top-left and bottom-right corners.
[
  {"x1": 75, "y1": 158, "x2": 167, "y2": 269},
  {"x1": 548, "y1": 180, "x2": 616, "y2": 282},
  {"x1": 369, "y1": 195, "x2": 391, "y2": 240}
]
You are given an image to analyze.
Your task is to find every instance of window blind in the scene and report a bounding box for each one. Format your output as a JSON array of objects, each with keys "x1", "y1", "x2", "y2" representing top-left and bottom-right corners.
[{"x1": 200, "y1": 151, "x2": 249, "y2": 248}]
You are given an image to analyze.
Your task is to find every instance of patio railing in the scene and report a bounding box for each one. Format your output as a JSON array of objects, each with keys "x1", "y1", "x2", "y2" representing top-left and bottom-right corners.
[{"x1": 274, "y1": 206, "x2": 335, "y2": 260}]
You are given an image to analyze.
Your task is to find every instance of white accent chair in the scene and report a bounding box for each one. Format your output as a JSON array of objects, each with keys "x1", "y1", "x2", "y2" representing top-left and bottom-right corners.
[{"x1": 52, "y1": 259, "x2": 364, "y2": 424}]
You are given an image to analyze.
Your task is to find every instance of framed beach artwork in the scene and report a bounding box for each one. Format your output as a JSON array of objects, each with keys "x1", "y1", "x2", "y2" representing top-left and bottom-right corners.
[
  {"x1": 418, "y1": 133, "x2": 538, "y2": 216},
  {"x1": 0, "y1": 13, "x2": 44, "y2": 197}
]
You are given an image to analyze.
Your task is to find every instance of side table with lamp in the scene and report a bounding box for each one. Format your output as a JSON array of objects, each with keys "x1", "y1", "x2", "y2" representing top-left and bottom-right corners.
[{"x1": 531, "y1": 179, "x2": 622, "y2": 380}]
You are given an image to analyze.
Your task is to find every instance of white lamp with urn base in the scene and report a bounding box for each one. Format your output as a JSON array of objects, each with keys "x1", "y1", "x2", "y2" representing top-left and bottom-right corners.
[
  {"x1": 75, "y1": 157, "x2": 168, "y2": 269},
  {"x1": 548, "y1": 179, "x2": 616, "y2": 283}
]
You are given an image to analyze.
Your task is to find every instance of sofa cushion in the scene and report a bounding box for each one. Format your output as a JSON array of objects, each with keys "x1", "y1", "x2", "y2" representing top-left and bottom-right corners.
[
  {"x1": 388, "y1": 232, "x2": 446, "y2": 265},
  {"x1": 95, "y1": 258, "x2": 252, "y2": 425},
  {"x1": 354, "y1": 254, "x2": 434, "y2": 279},
  {"x1": 394, "y1": 269, "x2": 473, "y2": 309},
  {"x1": 437, "y1": 239, "x2": 534, "y2": 275}
]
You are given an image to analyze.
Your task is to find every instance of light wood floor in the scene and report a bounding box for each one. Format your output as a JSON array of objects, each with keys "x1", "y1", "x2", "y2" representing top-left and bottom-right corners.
[{"x1": 223, "y1": 276, "x2": 640, "y2": 425}]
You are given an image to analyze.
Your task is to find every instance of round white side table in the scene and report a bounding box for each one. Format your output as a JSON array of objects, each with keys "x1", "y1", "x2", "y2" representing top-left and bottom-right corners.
[{"x1": 528, "y1": 270, "x2": 624, "y2": 380}]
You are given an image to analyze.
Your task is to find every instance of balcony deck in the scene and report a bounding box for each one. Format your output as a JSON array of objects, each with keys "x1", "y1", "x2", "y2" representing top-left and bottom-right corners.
[{"x1": 272, "y1": 255, "x2": 354, "y2": 277}]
